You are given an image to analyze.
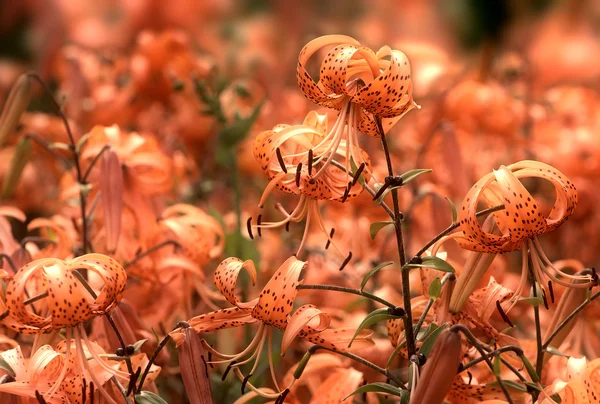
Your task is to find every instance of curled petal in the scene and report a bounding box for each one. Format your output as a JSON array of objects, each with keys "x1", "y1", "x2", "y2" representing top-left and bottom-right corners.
[
  {"x1": 281, "y1": 304, "x2": 330, "y2": 354},
  {"x1": 252, "y1": 256, "x2": 306, "y2": 328},
  {"x1": 214, "y1": 257, "x2": 257, "y2": 309},
  {"x1": 27, "y1": 217, "x2": 73, "y2": 259},
  {"x1": 300, "y1": 328, "x2": 375, "y2": 353},
  {"x1": 170, "y1": 307, "x2": 257, "y2": 345}
]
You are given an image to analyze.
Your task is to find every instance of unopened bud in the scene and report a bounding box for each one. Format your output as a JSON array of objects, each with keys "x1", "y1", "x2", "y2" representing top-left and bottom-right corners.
[
  {"x1": 100, "y1": 150, "x2": 123, "y2": 253},
  {"x1": 0, "y1": 74, "x2": 32, "y2": 147},
  {"x1": 2, "y1": 137, "x2": 32, "y2": 198},
  {"x1": 410, "y1": 330, "x2": 462, "y2": 404},
  {"x1": 177, "y1": 327, "x2": 213, "y2": 404},
  {"x1": 449, "y1": 250, "x2": 496, "y2": 313}
]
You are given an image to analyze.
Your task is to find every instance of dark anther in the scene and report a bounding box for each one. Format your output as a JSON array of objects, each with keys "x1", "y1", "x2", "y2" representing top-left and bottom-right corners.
[
  {"x1": 352, "y1": 163, "x2": 366, "y2": 186},
  {"x1": 457, "y1": 363, "x2": 464, "y2": 373},
  {"x1": 275, "y1": 388, "x2": 290, "y2": 404},
  {"x1": 307, "y1": 149, "x2": 313, "y2": 176},
  {"x1": 325, "y1": 228, "x2": 335, "y2": 250},
  {"x1": 372, "y1": 182, "x2": 390, "y2": 201},
  {"x1": 201, "y1": 354, "x2": 209, "y2": 376},
  {"x1": 285, "y1": 221, "x2": 290, "y2": 232},
  {"x1": 82, "y1": 378, "x2": 87, "y2": 404},
  {"x1": 295, "y1": 163, "x2": 302, "y2": 187},
  {"x1": 241, "y1": 373, "x2": 252, "y2": 394},
  {"x1": 276, "y1": 148, "x2": 287, "y2": 173},
  {"x1": 417, "y1": 353, "x2": 427, "y2": 366},
  {"x1": 0, "y1": 310, "x2": 8, "y2": 321},
  {"x1": 339, "y1": 252, "x2": 352, "y2": 271},
  {"x1": 207, "y1": 352, "x2": 214, "y2": 368},
  {"x1": 387, "y1": 306, "x2": 406, "y2": 317},
  {"x1": 222, "y1": 361, "x2": 236, "y2": 381},
  {"x1": 467, "y1": 371, "x2": 473, "y2": 385},
  {"x1": 176, "y1": 321, "x2": 190, "y2": 329},
  {"x1": 341, "y1": 183, "x2": 351, "y2": 203},
  {"x1": 496, "y1": 300, "x2": 514, "y2": 327},
  {"x1": 89, "y1": 381, "x2": 95, "y2": 404},
  {"x1": 116, "y1": 347, "x2": 125, "y2": 357},
  {"x1": 0, "y1": 374, "x2": 15, "y2": 384},
  {"x1": 257, "y1": 215, "x2": 262, "y2": 237},
  {"x1": 247, "y1": 217, "x2": 254, "y2": 240},
  {"x1": 35, "y1": 390, "x2": 47, "y2": 404},
  {"x1": 126, "y1": 345, "x2": 135, "y2": 356},
  {"x1": 547, "y1": 280, "x2": 555, "y2": 304},
  {"x1": 591, "y1": 268, "x2": 599, "y2": 288}
]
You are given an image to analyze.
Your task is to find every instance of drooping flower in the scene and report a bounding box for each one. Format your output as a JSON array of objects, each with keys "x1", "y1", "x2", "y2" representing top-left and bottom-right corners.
[
  {"x1": 0, "y1": 254, "x2": 128, "y2": 403},
  {"x1": 435, "y1": 160, "x2": 594, "y2": 311},
  {"x1": 252, "y1": 111, "x2": 371, "y2": 256},
  {"x1": 170, "y1": 256, "x2": 374, "y2": 401},
  {"x1": 297, "y1": 35, "x2": 418, "y2": 136},
  {"x1": 538, "y1": 357, "x2": 600, "y2": 403}
]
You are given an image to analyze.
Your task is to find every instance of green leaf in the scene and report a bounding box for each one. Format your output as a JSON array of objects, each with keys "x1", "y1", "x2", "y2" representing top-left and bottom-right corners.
[
  {"x1": 387, "y1": 340, "x2": 407, "y2": 369},
  {"x1": 493, "y1": 355, "x2": 502, "y2": 377},
  {"x1": 519, "y1": 297, "x2": 544, "y2": 306},
  {"x1": 219, "y1": 101, "x2": 264, "y2": 148},
  {"x1": 405, "y1": 256, "x2": 455, "y2": 273},
  {"x1": 0, "y1": 356, "x2": 15, "y2": 376},
  {"x1": 428, "y1": 277, "x2": 442, "y2": 300},
  {"x1": 546, "y1": 346, "x2": 571, "y2": 358},
  {"x1": 445, "y1": 196, "x2": 458, "y2": 223},
  {"x1": 2, "y1": 137, "x2": 32, "y2": 198},
  {"x1": 488, "y1": 380, "x2": 528, "y2": 393},
  {"x1": 349, "y1": 308, "x2": 403, "y2": 347},
  {"x1": 360, "y1": 261, "x2": 394, "y2": 291},
  {"x1": 418, "y1": 322, "x2": 449, "y2": 357},
  {"x1": 400, "y1": 389, "x2": 410, "y2": 404},
  {"x1": 343, "y1": 382, "x2": 403, "y2": 400},
  {"x1": 416, "y1": 323, "x2": 435, "y2": 341},
  {"x1": 135, "y1": 391, "x2": 168, "y2": 404},
  {"x1": 524, "y1": 381, "x2": 542, "y2": 392},
  {"x1": 132, "y1": 339, "x2": 148, "y2": 354},
  {"x1": 370, "y1": 221, "x2": 394, "y2": 240},
  {"x1": 399, "y1": 168, "x2": 432, "y2": 184}
]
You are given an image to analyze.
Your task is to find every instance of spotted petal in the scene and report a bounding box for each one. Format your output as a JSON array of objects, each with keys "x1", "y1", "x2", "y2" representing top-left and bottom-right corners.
[
  {"x1": 214, "y1": 257, "x2": 257, "y2": 309},
  {"x1": 281, "y1": 304, "x2": 330, "y2": 354}
]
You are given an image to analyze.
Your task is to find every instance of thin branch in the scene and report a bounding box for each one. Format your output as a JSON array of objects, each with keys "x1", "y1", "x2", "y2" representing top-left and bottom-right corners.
[{"x1": 297, "y1": 284, "x2": 396, "y2": 309}]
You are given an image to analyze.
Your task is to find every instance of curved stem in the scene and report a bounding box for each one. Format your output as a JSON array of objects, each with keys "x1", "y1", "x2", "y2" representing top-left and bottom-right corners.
[{"x1": 296, "y1": 284, "x2": 396, "y2": 309}]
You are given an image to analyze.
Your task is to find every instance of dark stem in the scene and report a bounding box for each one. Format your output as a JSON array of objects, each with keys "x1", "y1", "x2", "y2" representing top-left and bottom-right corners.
[
  {"x1": 297, "y1": 284, "x2": 396, "y2": 309},
  {"x1": 458, "y1": 346, "x2": 524, "y2": 373},
  {"x1": 124, "y1": 240, "x2": 182, "y2": 268},
  {"x1": 83, "y1": 145, "x2": 111, "y2": 182},
  {"x1": 450, "y1": 325, "x2": 514, "y2": 404},
  {"x1": 530, "y1": 278, "x2": 544, "y2": 378},
  {"x1": 374, "y1": 116, "x2": 415, "y2": 358},
  {"x1": 413, "y1": 204, "x2": 505, "y2": 258},
  {"x1": 137, "y1": 334, "x2": 172, "y2": 393},
  {"x1": 105, "y1": 313, "x2": 135, "y2": 377}
]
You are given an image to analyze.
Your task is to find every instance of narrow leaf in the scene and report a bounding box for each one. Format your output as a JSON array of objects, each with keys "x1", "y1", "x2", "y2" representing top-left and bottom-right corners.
[
  {"x1": 349, "y1": 308, "x2": 402, "y2": 347},
  {"x1": 360, "y1": 261, "x2": 393, "y2": 291},
  {"x1": 370, "y1": 221, "x2": 394, "y2": 240},
  {"x1": 343, "y1": 382, "x2": 402, "y2": 400},
  {"x1": 418, "y1": 322, "x2": 449, "y2": 357},
  {"x1": 134, "y1": 391, "x2": 168, "y2": 404},
  {"x1": 405, "y1": 256, "x2": 455, "y2": 273},
  {"x1": 493, "y1": 355, "x2": 502, "y2": 377},
  {"x1": 2, "y1": 137, "x2": 32, "y2": 198},
  {"x1": 445, "y1": 196, "x2": 458, "y2": 223},
  {"x1": 519, "y1": 297, "x2": 544, "y2": 307},
  {"x1": 546, "y1": 346, "x2": 571, "y2": 358},
  {"x1": 399, "y1": 168, "x2": 432, "y2": 184}
]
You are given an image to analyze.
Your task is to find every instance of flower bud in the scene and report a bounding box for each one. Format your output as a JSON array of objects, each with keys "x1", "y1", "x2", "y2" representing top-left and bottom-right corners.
[
  {"x1": 410, "y1": 330, "x2": 462, "y2": 404},
  {"x1": 100, "y1": 150, "x2": 123, "y2": 253},
  {"x1": 0, "y1": 74, "x2": 32, "y2": 147},
  {"x1": 177, "y1": 327, "x2": 214, "y2": 404}
]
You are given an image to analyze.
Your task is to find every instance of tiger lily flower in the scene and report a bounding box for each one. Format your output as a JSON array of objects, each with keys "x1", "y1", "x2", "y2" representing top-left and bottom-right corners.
[
  {"x1": 252, "y1": 111, "x2": 371, "y2": 256},
  {"x1": 297, "y1": 35, "x2": 419, "y2": 136},
  {"x1": 538, "y1": 357, "x2": 600, "y2": 403},
  {"x1": 0, "y1": 254, "x2": 127, "y2": 403},
  {"x1": 158, "y1": 204, "x2": 225, "y2": 267},
  {"x1": 81, "y1": 125, "x2": 173, "y2": 195},
  {"x1": 170, "y1": 256, "x2": 374, "y2": 401},
  {"x1": 435, "y1": 160, "x2": 594, "y2": 311}
]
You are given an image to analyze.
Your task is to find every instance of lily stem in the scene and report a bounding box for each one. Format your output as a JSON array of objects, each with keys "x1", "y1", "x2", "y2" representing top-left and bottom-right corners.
[
  {"x1": 374, "y1": 116, "x2": 415, "y2": 359},
  {"x1": 297, "y1": 284, "x2": 396, "y2": 309}
]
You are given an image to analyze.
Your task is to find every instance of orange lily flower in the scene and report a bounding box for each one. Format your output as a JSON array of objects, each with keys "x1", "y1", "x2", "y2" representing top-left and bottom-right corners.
[
  {"x1": 253, "y1": 111, "x2": 371, "y2": 256},
  {"x1": 81, "y1": 125, "x2": 173, "y2": 195},
  {"x1": 158, "y1": 204, "x2": 225, "y2": 267},
  {"x1": 538, "y1": 357, "x2": 600, "y2": 403},
  {"x1": 170, "y1": 256, "x2": 374, "y2": 401},
  {"x1": 0, "y1": 254, "x2": 128, "y2": 403},
  {"x1": 297, "y1": 34, "x2": 418, "y2": 136},
  {"x1": 437, "y1": 160, "x2": 594, "y2": 310}
]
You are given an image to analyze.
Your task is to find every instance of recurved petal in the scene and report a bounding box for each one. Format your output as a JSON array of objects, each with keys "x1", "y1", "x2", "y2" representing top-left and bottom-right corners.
[
  {"x1": 281, "y1": 304, "x2": 330, "y2": 354},
  {"x1": 171, "y1": 307, "x2": 258, "y2": 345},
  {"x1": 177, "y1": 327, "x2": 213, "y2": 404},
  {"x1": 27, "y1": 217, "x2": 72, "y2": 259},
  {"x1": 310, "y1": 368, "x2": 363, "y2": 403},
  {"x1": 252, "y1": 256, "x2": 306, "y2": 328},
  {"x1": 0, "y1": 345, "x2": 27, "y2": 380},
  {"x1": 214, "y1": 257, "x2": 257, "y2": 309}
]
